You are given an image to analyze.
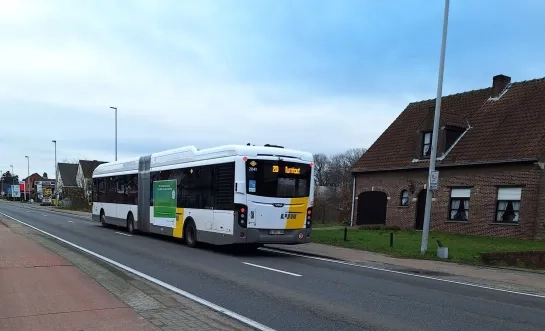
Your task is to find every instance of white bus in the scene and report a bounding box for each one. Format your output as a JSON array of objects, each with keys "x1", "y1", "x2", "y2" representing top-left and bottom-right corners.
[{"x1": 91, "y1": 144, "x2": 315, "y2": 248}]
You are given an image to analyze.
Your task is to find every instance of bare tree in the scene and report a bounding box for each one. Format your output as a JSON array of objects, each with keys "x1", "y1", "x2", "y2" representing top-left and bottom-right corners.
[
  {"x1": 326, "y1": 147, "x2": 366, "y2": 188},
  {"x1": 313, "y1": 153, "x2": 330, "y2": 186},
  {"x1": 312, "y1": 147, "x2": 366, "y2": 224}
]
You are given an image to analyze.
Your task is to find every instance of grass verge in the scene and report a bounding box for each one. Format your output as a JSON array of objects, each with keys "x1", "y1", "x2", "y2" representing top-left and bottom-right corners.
[
  {"x1": 312, "y1": 222, "x2": 346, "y2": 228},
  {"x1": 311, "y1": 228, "x2": 545, "y2": 265},
  {"x1": 55, "y1": 205, "x2": 92, "y2": 213}
]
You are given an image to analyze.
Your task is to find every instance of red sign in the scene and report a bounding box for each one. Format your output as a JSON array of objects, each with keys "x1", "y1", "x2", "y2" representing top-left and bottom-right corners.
[{"x1": 19, "y1": 182, "x2": 25, "y2": 192}]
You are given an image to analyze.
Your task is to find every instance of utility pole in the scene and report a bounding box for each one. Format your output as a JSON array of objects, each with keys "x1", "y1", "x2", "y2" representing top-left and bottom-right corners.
[
  {"x1": 110, "y1": 106, "x2": 118, "y2": 161},
  {"x1": 52, "y1": 140, "x2": 57, "y2": 201},
  {"x1": 25, "y1": 156, "x2": 29, "y2": 202},
  {"x1": 421, "y1": 0, "x2": 450, "y2": 254},
  {"x1": 10, "y1": 165, "x2": 14, "y2": 200}
]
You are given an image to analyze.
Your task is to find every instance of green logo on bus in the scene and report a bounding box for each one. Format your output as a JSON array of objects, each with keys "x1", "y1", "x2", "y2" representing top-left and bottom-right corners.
[{"x1": 153, "y1": 179, "x2": 177, "y2": 219}]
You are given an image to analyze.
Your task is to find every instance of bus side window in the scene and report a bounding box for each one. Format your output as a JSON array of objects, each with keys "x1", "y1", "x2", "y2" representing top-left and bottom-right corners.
[
  {"x1": 181, "y1": 167, "x2": 200, "y2": 209},
  {"x1": 201, "y1": 165, "x2": 215, "y2": 209},
  {"x1": 131, "y1": 175, "x2": 138, "y2": 205},
  {"x1": 92, "y1": 179, "x2": 98, "y2": 202},
  {"x1": 97, "y1": 178, "x2": 105, "y2": 202},
  {"x1": 150, "y1": 172, "x2": 158, "y2": 206},
  {"x1": 168, "y1": 169, "x2": 184, "y2": 208}
]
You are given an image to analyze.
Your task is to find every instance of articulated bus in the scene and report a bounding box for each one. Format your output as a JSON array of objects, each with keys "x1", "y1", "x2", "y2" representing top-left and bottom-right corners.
[{"x1": 91, "y1": 144, "x2": 315, "y2": 248}]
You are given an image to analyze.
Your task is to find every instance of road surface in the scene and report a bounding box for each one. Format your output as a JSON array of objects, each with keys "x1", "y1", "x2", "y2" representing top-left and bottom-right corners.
[{"x1": 1, "y1": 201, "x2": 545, "y2": 331}]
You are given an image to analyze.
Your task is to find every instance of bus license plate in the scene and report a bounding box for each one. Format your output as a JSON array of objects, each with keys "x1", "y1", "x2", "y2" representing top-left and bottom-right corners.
[{"x1": 269, "y1": 230, "x2": 284, "y2": 235}]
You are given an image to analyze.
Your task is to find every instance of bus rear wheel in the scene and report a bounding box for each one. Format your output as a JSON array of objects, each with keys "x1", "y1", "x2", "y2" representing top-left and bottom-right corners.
[
  {"x1": 100, "y1": 212, "x2": 108, "y2": 228},
  {"x1": 184, "y1": 221, "x2": 197, "y2": 248},
  {"x1": 127, "y1": 213, "x2": 135, "y2": 234}
]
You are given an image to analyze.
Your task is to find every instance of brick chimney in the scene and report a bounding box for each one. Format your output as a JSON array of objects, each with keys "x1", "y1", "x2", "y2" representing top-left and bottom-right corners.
[{"x1": 492, "y1": 74, "x2": 511, "y2": 98}]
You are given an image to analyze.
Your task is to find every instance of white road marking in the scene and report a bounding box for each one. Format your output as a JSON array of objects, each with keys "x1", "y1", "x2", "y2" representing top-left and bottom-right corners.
[
  {"x1": 0, "y1": 211, "x2": 274, "y2": 331},
  {"x1": 115, "y1": 231, "x2": 132, "y2": 237},
  {"x1": 260, "y1": 247, "x2": 545, "y2": 299},
  {"x1": 68, "y1": 220, "x2": 74, "y2": 223},
  {"x1": 42, "y1": 214, "x2": 48, "y2": 216},
  {"x1": 2, "y1": 201, "x2": 91, "y2": 221},
  {"x1": 242, "y1": 262, "x2": 302, "y2": 277}
]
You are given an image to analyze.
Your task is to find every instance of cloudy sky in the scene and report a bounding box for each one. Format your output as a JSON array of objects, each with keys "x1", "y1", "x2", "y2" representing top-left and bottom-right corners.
[{"x1": 2, "y1": 0, "x2": 545, "y2": 179}]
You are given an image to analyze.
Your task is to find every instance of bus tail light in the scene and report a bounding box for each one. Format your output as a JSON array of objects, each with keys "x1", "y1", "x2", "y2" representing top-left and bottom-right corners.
[
  {"x1": 306, "y1": 207, "x2": 312, "y2": 228},
  {"x1": 235, "y1": 203, "x2": 248, "y2": 228}
]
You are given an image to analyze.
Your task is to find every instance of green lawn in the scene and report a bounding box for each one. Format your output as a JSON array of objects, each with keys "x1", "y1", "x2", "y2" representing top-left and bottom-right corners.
[
  {"x1": 311, "y1": 228, "x2": 545, "y2": 265},
  {"x1": 312, "y1": 222, "x2": 346, "y2": 228},
  {"x1": 56, "y1": 205, "x2": 92, "y2": 213}
]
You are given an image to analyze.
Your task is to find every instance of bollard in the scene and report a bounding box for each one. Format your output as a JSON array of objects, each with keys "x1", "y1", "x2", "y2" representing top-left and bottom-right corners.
[
  {"x1": 390, "y1": 232, "x2": 394, "y2": 247},
  {"x1": 344, "y1": 227, "x2": 348, "y2": 242}
]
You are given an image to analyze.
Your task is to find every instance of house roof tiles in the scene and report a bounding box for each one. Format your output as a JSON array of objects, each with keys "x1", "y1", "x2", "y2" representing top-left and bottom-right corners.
[
  {"x1": 79, "y1": 160, "x2": 107, "y2": 179},
  {"x1": 352, "y1": 75, "x2": 545, "y2": 172},
  {"x1": 57, "y1": 163, "x2": 79, "y2": 187}
]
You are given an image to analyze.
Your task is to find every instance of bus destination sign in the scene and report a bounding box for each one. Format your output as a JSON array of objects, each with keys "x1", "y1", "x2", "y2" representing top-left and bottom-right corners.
[{"x1": 272, "y1": 165, "x2": 301, "y2": 175}]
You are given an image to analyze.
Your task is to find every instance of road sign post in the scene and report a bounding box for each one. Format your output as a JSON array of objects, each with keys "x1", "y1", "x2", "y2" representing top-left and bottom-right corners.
[{"x1": 429, "y1": 170, "x2": 439, "y2": 191}]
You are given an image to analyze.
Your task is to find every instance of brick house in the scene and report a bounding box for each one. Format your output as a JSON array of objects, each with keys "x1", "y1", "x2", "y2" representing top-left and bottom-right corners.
[
  {"x1": 351, "y1": 74, "x2": 545, "y2": 240},
  {"x1": 21, "y1": 173, "x2": 44, "y2": 200},
  {"x1": 76, "y1": 160, "x2": 107, "y2": 201},
  {"x1": 21, "y1": 173, "x2": 55, "y2": 201},
  {"x1": 56, "y1": 162, "x2": 79, "y2": 201}
]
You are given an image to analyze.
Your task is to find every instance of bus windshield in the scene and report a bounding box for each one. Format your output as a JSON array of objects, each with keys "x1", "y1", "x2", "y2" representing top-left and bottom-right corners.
[{"x1": 246, "y1": 159, "x2": 311, "y2": 198}]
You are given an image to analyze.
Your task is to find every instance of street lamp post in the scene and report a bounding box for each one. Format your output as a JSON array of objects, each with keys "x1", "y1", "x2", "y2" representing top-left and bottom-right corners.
[
  {"x1": 420, "y1": 0, "x2": 450, "y2": 254},
  {"x1": 10, "y1": 165, "x2": 14, "y2": 200},
  {"x1": 52, "y1": 140, "x2": 57, "y2": 201},
  {"x1": 110, "y1": 106, "x2": 118, "y2": 161},
  {"x1": 25, "y1": 156, "x2": 29, "y2": 202}
]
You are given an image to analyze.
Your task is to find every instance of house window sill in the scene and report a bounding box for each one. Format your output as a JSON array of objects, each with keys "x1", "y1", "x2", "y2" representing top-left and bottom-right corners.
[
  {"x1": 446, "y1": 220, "x2": 469, "y2": 224},
  {"x1": 490, "y1": 222, "x2": 519, "y2": 226},
  {"x1": 397, "y1": 205, "x2": 409, "y2": 208}
]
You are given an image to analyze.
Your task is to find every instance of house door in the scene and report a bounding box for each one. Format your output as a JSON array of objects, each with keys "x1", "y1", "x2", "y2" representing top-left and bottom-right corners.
[
  {"x1": 356, "y1": 191, "x2": 388, "y2": 225},
  {"x1": 415, "y1": 189, "x2": 427, "y2": 230}
]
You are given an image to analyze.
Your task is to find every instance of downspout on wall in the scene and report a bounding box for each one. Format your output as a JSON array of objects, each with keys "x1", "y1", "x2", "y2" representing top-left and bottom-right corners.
[{"x1": 350, "y1": 175, "x2": 356, "y2": 227}]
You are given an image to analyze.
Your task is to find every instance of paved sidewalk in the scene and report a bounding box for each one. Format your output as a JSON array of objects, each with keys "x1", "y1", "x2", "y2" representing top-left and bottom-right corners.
[
  {"x1": 0, "y1": 218, "x2": 255, "y2": 331},
  {"x1": 0, "y1": 219, "x2": 154, "y2": 331},
  {"x1": 267, "y1": 242, "x2": 545, "y2": 295}
]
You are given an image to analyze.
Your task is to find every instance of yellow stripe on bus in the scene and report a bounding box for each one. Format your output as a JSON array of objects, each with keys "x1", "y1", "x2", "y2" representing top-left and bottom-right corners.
[
  {"x1": 285, "y1": 197, "x2": 309, "y2": 229},
  {"x1": 174, "y1": 208, "x2": 185, "y2": 238}
]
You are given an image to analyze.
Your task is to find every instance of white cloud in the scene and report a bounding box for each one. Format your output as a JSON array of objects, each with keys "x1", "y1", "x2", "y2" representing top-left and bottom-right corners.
[{"x1": 1, "y1": 0, "x2": 408, "y2": 178}]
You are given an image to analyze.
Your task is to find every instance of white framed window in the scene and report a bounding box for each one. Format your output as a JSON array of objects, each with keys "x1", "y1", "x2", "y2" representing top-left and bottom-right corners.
[
  {"x1": 495, "y1": 187, "x2": 521, "y2": 224},
  {"x1": 449, "y1": 188, "x2": 471, "y2": 221},
  {"x1": 422, "y1": 132, "x2": 432, "y2": 157},
  {"x1": 400, "y1": 190, "x2": 409, "y2": 206}
]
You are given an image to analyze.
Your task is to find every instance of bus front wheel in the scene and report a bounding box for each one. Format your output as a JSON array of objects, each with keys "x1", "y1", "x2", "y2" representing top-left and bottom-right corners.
[{"x1": 184, "y1": 221, "x2": 197, "y2": 248}]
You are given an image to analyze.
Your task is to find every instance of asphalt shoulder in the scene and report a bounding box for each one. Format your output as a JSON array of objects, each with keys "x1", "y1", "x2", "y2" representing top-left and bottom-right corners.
[{"x1": 266, "y1": 242, "x2": 545, "y2": 296}]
